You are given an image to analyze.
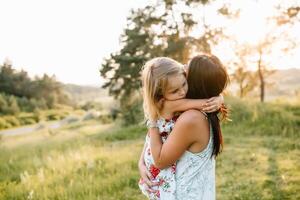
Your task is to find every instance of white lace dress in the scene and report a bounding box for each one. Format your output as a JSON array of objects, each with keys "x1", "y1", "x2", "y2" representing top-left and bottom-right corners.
[{"x1": 175, "y1": 129, "x2": 215, "y2": 200}]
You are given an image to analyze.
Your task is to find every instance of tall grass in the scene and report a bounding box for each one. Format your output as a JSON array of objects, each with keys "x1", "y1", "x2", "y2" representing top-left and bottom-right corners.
[
  {"x1": 0, "y1": 98, "x2": 299, "y2": 199},
  {"x1": 224, "y1": 97, "x2": 300, "y2": 137}
]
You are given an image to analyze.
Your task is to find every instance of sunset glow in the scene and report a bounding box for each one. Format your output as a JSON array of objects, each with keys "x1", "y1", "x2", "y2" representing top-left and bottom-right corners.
[{"x1": 0, "y1": 0, "x2": 299, "y2": 85}]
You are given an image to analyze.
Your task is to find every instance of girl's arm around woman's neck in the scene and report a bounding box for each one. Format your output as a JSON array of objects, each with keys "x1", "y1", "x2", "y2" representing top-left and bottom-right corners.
[{"x1": 149, "y1": 109, "x2": 208, "y2": 169}]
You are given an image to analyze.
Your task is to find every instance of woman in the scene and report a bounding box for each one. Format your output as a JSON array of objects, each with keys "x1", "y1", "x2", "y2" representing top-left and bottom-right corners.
[{"x1": 139, "y1": 54, "x2": 229, "y2": 199}]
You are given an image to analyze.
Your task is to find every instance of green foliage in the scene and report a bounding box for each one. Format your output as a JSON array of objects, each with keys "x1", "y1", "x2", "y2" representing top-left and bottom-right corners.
[
  {"x1": 0, "y1": 118, "x2": 8, "y2": 129},
  {"x1": 120, "y1": 95, "x2": 144, "y2": 126},
  {"x1": 2, "y1": 116, "x2": 20, "y2": 127},
  {"x1": 0, "y1": 93, "x2": 48, "y2": 115},
  {"x1": 0, "y1": 61, "x2": 72, "y2": 116},
  {"x1": 109, "y1": 107, "x2": 120, "y2": 120},
  {"x1": 100, "y1": 8, "x2": 159, "y2": 99},
  {"x1": 98, "y1": 114, "x2": 113, "y2": 124},
  {"x1": 44, "y1": 110, "x2": 69, "y2": 121},
  {"x1": 0, "y1": 62, "x2": 32, "y2": 98},
  {"x1": 0, "y1": 61, "x2": 75, "y2": 129},
  {"x1": 29, "y1": 74, "x2": 69, "y2": 108},
  {"x1": 99, "y1": 0, "x2": 226, "y2": 124},
  {"x1": 100, "y1": 0, "x2": 223, "y2": 99},
  {"x1": 0, "y1": 110, "x2": 71, "y2": 130},
  {"x1": 18, "y1": 117, "x2": 37, "y2": 125}
]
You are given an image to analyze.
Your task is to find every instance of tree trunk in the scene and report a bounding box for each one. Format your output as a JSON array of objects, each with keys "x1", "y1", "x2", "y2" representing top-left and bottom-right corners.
[
  {"x1": 240, "y1": 83, "x2": 244, "y2": 98},
  {"x1": 258, "y1": 52, "x2": 265, "y2": 102}
]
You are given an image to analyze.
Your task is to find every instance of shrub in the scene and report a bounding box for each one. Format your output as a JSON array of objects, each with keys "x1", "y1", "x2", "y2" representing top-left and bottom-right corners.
[
  {"x1": 120, "y1": 95, "x2": 143, "y2": 126},
  {"x1": 0, "y1": 118, "x2": 8, "y2": 129},
  {"x1": 99, "y1": 114, "x2": 113, "y2": 124},
  {"x1": 45, "y1": 110, "x2": 68, "y2": 121},
  {"x1": 18, "y1": 113, "x2": 39, "y2": 125},
  {"x1": 19, "y1": 117, "x2": 37, "y2": 125},
  {"x1": 3, "y1": 116, "x2": 20, "y2": 127}
]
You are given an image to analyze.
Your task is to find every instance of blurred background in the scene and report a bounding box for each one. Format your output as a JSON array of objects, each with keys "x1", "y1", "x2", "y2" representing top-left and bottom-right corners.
[{"x1": 0, "y1": 0, "x2": 299, "y2": 199}]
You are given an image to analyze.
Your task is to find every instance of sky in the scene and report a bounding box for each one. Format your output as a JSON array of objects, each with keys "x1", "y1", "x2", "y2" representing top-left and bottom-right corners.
[
  {"x1": 0, "y1": 0, "x2": 299, "y2": 86},
  {"x1": 0, "y1": 0, "x2": 149, "y2": 86}
]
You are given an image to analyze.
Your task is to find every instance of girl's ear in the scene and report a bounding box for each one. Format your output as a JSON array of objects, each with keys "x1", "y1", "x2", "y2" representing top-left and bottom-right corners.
[
  {"x1": 159, "y1": 98, "x2": 165, "y2": 104},
  {"x1": 157, "y1": 98, "x2": 165, "y2": 110}
]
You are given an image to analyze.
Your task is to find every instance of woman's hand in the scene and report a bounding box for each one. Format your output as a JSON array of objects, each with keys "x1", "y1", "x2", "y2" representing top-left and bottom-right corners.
[
  {"x1": 202, "y1": 95, "x2": 224, "y2": 113},
  {"x1": 138, "y1": 161, "x2": 159, "y2": 193}
]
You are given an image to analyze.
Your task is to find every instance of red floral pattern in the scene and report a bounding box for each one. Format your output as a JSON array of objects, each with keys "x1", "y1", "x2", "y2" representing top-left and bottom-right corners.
[
  {"x1": 171, "y1": 164, "x2": 176, "y2": 174},
  {"x1": 139, "y1": 117, "x2": 179, "y2": 200},
  {"x1": 150, "y1": 164, "x2": 161, "y2": 179},
  {"x1": 160, "y1": 131, "x2": 168, "y2": 137}
]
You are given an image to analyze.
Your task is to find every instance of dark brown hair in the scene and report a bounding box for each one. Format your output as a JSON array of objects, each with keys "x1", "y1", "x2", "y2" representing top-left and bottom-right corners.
[{"x1": 186, "y1": 54, "x2": 229, "y2": 157}]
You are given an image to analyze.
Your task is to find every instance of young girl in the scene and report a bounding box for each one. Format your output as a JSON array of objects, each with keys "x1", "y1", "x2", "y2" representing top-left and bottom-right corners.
[{"x1": 138, "y1": 57, "x2": 223, "y2": 200}]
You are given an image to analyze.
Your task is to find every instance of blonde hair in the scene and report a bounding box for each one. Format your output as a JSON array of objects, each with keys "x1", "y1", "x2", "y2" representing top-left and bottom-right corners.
[{"x1": 141, "y1": 57, "x2": 184, "y2": 121}]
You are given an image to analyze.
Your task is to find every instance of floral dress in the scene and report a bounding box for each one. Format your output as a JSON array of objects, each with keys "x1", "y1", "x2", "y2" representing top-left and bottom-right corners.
[{"x1": 139, "y1": 117, "x2": 178, "y2": 200}]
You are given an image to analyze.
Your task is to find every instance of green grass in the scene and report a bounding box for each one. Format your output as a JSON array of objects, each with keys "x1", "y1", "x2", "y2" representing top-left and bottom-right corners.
[
  {"x1": 0, "y1": 99, "x2": 299, "y2": 200},
  {"x1": 0, "y1": 120, "x2": 146, "y2": 200}
]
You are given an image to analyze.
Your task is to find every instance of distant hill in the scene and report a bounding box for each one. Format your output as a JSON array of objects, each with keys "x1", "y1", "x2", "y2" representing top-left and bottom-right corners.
[
  {"x1": 266, "y1": 68, "x2": 300, "y2": 100},
  {"x1": 226, "y1": 68, "x2": 300, "y2": 101},
  {"x1": 63, "y1": 84, "x2": 115, "y2": 107},
  {"x1": 64, "y1": 68, "x2": 300, "y2": 103}
]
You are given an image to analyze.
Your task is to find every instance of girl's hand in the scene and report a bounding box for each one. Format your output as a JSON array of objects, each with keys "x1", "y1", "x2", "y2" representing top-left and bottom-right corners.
[
  {"x1": 202, "y1": 95, "x2": 224, "y2": 113},
  {"x1": 138, "y1": 161, "x2": 159, "y2": 193}
]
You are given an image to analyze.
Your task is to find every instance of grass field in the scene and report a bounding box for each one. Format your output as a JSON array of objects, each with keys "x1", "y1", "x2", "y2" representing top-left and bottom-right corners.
[{"x1": 0, "y1": 99, "x2": 299, "y2": 200}]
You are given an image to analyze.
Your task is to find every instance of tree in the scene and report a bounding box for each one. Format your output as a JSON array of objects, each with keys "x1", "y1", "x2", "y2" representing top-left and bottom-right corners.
[
  {"x1": 0, "y1": 59, "x2": 33, "y2": 98},
  {"x1": 100, "y1": 0, "x2": 227, "y2": 123},
  {"x1": 229, "y1": 44, "x2": 257, "y2": 98},
  {"x1": 0, "y1": 60, "x2": 72, "y2": 111},
  {"x1": 0, "y1": 60, "x2": 16, "y2": 95},
  {"x1": 275, "y1": 5, "x2": 300, "y2": 25},
  {"x1": 31, "y1": 74, "x2": 68, "y2": 108},
  {"x1": 253, "y1": 35, "x2": 278, "y2": 102},
  {"x1": 100, "y1": 6, "x2": 161, "y2": 100},
  {"x1": 0, "y1": 94, "x2": 8, "y2": 115},
  {"x1": 7, "y1": 96, "x2": 20, "y2": 115},
  {"x1": 253, "y1": 3, "x2": 299, "y2": 102},
  {"x1": 100, "y1": 0, "x2": 227, "y2": 98},
  {"x1": 227, "y1": 2, "x2": 299, "y2": 102}
]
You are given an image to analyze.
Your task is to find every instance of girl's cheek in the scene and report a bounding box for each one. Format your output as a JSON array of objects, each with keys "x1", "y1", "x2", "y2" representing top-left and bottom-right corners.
[{"x1": 184, "y1": 85, "x2": 188, "y2": 94}]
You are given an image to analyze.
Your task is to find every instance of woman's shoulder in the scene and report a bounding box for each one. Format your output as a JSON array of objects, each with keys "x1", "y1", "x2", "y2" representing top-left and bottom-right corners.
[
  {"x1": 177, "y1": 109, "x2": 208, "y2": 127},
  {"x1": 179, "y1": 109, "x2": 207, "y2": 121},
  {"x1": 177, "y1": 110, "x2": 210, "y2": 153}
]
